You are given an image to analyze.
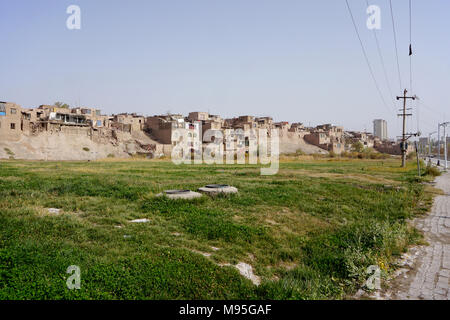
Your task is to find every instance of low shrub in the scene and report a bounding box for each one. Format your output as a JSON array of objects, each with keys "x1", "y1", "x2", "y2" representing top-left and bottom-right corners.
[
  {"x1": 423, "y1": 165, "x2": 441, "y2": 177},
  {"x1": 4, "y1": 148, "x2": 14, "y2": 156}
]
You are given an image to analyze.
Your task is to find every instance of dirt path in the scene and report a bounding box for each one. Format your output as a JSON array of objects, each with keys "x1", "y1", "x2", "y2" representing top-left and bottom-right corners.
[{"x1": 387, "y1": 171, "x2": 450, "y2": 300}]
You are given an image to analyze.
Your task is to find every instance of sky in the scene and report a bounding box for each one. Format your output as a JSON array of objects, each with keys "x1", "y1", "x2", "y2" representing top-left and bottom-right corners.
[{"x1": 1, "y1": 0, "x2": 449, "y2": 139}]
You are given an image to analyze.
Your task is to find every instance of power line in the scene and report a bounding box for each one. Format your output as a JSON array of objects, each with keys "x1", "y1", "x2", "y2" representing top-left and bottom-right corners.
[
  {"x1": 389, "y1": 0, "x2": 403, "y2": 92},
  {"x1": 409, "y1": 0, "x2": 413, "y2": 92},
  {"x1": 415, "y1": 96, "x2": 441, "y2": 115},
  {"x1": 418, "y1": 116, "x2": 437, "y2": 131},
  {"x1": 345, "y1": 0, "x2": 390, "y2": 113},
  {"x1": 365, "y1": 0, "x2": 395, "y2": 109}
]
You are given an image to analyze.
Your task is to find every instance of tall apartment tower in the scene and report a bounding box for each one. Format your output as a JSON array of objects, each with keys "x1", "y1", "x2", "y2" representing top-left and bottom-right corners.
[{"x1": 373, "y1": 119, "x2": 388, "y2": 141}]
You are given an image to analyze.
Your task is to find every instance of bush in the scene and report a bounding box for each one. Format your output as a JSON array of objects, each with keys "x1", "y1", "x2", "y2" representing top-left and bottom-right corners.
[
  {"x1": 423, "y1": 165, "x2": 441, "y2": 177},
  {"x1": 82, "y1": 147, "x2": 90, "y2": 152},
  {"x1": 340, "y1": 148, "x2": 389, "y2": 160},
  {"x1": 4, "y1": 148, "x2": 15, "y2": 159},
  {"x1": 343, "y1": 151, "x2": 360, "y2": 159},
  {"x1": 351, "y1": 142, "x2": 364, "y2": 153},
  {"x1": 369, "y1": 152, "x2": 390, "y2": 160}
]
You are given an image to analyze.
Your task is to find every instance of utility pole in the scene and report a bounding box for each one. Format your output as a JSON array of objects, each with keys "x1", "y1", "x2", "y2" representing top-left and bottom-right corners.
[
  {"x1": 445, "y1": 124, "x2": 448, "y2": 170},
  {"x1": 397, "y1": 89, "x2": 416, "y2": 167},
  {"x1": 438, "y1": 124, "x2": 441, "y2": 166},
  {"x1": 437, "y1": 122, "x2": 449, "y2": 168},
  {"x1": 439, "y1": 122, "x2": 450, "y2": 169},
  {"x1": 428, "y1": 131, "x2": 437, "y2": 158}
]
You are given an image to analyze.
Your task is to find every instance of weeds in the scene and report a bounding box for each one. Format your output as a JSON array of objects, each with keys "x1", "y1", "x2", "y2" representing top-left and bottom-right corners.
[
  {"x1": 423, "y1": 165, "x2": 441, "y2": 177},
  {"x1": 0, "y1": 158, "x2": 432, "y2": 299}
]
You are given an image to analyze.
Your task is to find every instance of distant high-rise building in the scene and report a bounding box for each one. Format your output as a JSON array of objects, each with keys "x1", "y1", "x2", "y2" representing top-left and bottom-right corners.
[{"x1": 373, "y1": 119, "x2": 388, "y2": 141}]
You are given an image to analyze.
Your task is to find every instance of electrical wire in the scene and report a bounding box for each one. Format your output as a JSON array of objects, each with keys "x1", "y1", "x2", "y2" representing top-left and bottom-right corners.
[
  {"x1": 389, "y1": 0, "x2": 403, "y2": 92},
  {"x1": 345, "y1": 0, "x2": 390, "y2": 113},
  {"x1": 409, "y1": 0, "x2": 413, "y2": 93},
  {"x1": 365, "y1": 0, "x2": 396, "y2": 109}
]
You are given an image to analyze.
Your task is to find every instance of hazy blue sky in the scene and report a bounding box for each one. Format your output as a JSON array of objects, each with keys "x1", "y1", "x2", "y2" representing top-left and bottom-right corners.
[{"x1": 1, "y1": 0, "x2": 449, "y2": 138}]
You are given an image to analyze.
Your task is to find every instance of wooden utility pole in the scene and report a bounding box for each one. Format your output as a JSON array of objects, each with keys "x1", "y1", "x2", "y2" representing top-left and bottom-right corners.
[{"x1": 397, "y1": 89, "x2": 416, "y2": 167}]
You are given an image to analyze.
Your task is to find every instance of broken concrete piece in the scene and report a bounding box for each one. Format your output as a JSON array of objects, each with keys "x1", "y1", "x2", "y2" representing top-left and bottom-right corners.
[
  {"x1": 235, "y1": 262, "x2": 261, "y2": 286},
  {"x1": 156, "y1": 190, "x2": 202, "y2": 200},
  {"x1": 129, "y1": 218, "x2": 150, "y2": 223},
  {"x1": 198, "y1": 184, "x2": 238, "y2": 195}
]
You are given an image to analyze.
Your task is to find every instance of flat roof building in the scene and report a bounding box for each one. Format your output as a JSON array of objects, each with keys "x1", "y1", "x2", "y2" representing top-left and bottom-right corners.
[{"x1": 373, "y1": 119, "x2": 388, "y2": 141}]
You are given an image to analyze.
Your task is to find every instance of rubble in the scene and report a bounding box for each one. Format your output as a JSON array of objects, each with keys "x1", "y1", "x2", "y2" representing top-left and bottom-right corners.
[
  {"x1": 235, "y1": 262, "x2": 261, "y2": 286},
  {"x1": 47, "y1": 208, "x2": 61, "y2": 214},
  {"x1": 129, "y1": 218, "x2": 150, "y2": 223}
]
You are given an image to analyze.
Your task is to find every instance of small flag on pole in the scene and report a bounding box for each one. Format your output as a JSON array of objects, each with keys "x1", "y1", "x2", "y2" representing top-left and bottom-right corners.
[{"x1": 409, "y1": 44, "x2": 413, "y2": 56}]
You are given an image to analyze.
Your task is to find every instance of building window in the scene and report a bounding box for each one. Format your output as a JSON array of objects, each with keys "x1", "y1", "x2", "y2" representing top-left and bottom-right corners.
[
  {"x1": 10, "y1": 108, "x2": 17, "y2": 115},
  {"x1": 10, "y1": 123, "x2": 16, "y2": 130},
  {"x1": 0, "y1": 103, "x2": 5, "y2": 116}
]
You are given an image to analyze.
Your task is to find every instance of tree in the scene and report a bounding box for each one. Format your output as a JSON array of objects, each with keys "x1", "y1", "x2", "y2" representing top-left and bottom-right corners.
[
  {"x1": 351, "y1": 141, "x2": 364, "y2": 153},
  {"x1": 54, "y1": 101, "x2": 70, "y2": 109}
]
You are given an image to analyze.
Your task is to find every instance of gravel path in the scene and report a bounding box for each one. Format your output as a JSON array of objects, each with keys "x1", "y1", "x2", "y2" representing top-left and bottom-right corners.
[{"x1": 389, "y1": 171, "x2": 450, "y2": 300}]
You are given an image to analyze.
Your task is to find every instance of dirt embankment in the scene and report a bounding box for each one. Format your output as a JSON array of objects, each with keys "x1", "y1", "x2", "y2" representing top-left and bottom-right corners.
[
  {"x1": 0, "y1": 130, "x2": 158, "y2": 161},
  {"x1": 0, "y1": 129, "x2": 324, "y2": 160},
  {"x1": 279, "y1": 134, "x2": 328, "y2": 155}
]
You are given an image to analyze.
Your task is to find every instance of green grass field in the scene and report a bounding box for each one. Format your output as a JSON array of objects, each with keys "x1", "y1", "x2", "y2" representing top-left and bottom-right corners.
[{"x1": 0, "y1": 158, "x2": 434, "y2": 299}]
